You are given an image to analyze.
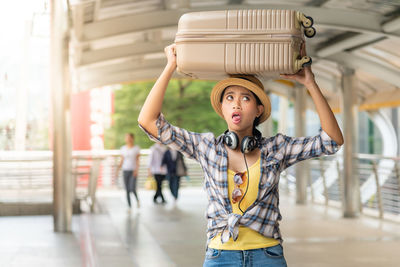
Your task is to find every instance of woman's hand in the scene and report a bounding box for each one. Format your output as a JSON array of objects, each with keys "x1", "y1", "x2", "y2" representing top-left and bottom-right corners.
[
  {"x1": 164, "y1": 43, "x2": 177, "y2": 69},
  {"x1": 280, "y1": 43, "x2": 315, "y2": 87}
]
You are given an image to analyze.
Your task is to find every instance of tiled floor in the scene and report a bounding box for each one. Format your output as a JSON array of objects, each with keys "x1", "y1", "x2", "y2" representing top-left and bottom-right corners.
[{"x1": 1, "y1": 188, "x2": 400, "y2": 267}]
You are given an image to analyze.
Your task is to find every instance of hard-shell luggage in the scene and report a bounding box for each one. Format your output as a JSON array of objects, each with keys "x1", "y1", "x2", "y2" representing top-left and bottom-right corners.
[{"x1": 175, "y1": 9, "x2": 315, "y2": 80}]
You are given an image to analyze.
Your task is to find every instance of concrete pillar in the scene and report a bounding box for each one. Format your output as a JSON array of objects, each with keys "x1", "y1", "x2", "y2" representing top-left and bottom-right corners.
[
  {"x1": 51, "y1": 0, "x2": 73, "y2": 232},
  {"x1": 391, "y1": 108, "x2": 399, "y2": 153},
  {"x1": 294, "y1": 85, "x2": 308, "y2": 204},
  {"x1": 278, "y1": 96, "x2": 288, "y2": 134},
  {"x1": 15, "y1": 20, "x2": 31, "y2": 151},
  {"x1": 259, "y1": 92, "x2": 273, "y2": 137},
  {"x1": 340, "y1": 67, "x2": 360, "y2": 217}
]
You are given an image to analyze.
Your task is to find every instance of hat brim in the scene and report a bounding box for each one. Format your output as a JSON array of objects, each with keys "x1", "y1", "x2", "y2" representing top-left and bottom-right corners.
[{"x1": 210, "y1": 77, "x2": 271, "y2": 124}]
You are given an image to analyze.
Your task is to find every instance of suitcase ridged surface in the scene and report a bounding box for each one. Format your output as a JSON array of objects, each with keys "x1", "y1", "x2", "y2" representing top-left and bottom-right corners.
[
  {"x1": 230, "y1": 10, "x2": 298, "y2": 31},
  {"x1": 226, "y1": 42, "x2": 294, "y2": 74},
  {"x1": 175, "y1": 9, "x2": 308, "y2": 79}
]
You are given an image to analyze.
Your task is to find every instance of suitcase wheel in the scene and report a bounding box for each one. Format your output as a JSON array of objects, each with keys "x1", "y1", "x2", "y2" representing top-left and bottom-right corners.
[
  {"x1": 304, "y1": 27, "x2": 316, "y2": 38},
  {"x1": 301, "y1": 15, "x2": 314, "y2": 28}
]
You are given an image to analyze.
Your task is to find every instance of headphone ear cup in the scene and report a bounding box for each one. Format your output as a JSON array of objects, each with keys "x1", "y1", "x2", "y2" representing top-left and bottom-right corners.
[
  {"x1": 241, "y1": 136, "x2": 259, "y2": 154},
  {"x1": 224, "y1": 131, "x2": 239, "y2": 150},
  {"x1": 253, "y1": 129, "x2": 262, "y2": 140}
]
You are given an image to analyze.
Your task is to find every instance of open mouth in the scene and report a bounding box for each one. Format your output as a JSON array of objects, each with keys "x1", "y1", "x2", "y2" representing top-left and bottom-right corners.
[{"x1": 232, "y1": 112, "x2": 241, "y2": 124}]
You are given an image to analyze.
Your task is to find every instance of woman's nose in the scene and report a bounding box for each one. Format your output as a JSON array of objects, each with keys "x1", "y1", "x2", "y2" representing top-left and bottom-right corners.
[{"x1": 233, "y1": 99, "x2": 241, "y2": 109}]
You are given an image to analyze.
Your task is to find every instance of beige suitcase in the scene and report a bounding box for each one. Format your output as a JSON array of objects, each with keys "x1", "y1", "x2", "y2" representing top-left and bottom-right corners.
[{"x1": 175, "y1": 9, "x2": 315, "y2": 80}]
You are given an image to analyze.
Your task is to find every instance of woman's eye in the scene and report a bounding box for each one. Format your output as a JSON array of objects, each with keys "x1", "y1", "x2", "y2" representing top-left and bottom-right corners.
[
  {"x1": 243, "y1": 96, "x2": 250, "y2": 101},
  {"x1": 226, "y1": 95, "x2": 233, "y2": 100}
]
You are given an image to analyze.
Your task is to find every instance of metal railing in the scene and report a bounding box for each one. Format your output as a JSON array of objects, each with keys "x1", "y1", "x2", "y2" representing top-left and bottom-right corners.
[
  {"x1": 0, "y1": 151, "x2": 108, "y2": 211},
  {"x1": 280, "y1": 153, "x2": 400, "y2": 221},
  {"x1": 0, "y1": 150, "x2": 204, "y2": 207},
  {"x1": 1, "y1": 150, "x2": 399, "y2": 221}
]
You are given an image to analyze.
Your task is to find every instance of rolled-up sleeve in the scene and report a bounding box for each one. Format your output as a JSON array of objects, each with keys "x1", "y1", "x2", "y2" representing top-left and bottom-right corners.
[
  {"x1": 282, "y1": 128, "x2": 340, "y2": 169},
  {"x1": 139, "y1": 113, "x2": 204, "y2": 160}
]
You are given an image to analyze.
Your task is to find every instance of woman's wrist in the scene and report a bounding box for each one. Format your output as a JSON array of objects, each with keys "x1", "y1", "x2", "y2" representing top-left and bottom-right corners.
[
  {"x1": 165, "y1": 62, "x2": 177, "y2": 72},
  {"x1": 304, "y1": 79, "x2": 318, "y2": 90}
]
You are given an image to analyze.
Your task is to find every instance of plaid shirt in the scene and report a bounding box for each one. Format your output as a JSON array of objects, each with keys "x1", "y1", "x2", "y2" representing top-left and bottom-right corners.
[{"x1": 140, "y1": 114, "x2": 340, "y2": 244}]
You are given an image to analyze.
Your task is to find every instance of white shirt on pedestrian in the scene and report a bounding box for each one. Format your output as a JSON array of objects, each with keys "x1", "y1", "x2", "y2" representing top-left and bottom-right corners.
[
  {"x1": 148, "y1": 143, "x2": 167, "y2": 175},
  {"x1": 120, "y1": 145, "x2": 140, "y2": 171}
]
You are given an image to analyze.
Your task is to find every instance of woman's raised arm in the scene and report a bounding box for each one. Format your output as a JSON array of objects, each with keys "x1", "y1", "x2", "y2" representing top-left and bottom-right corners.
[
  {"x1": 280, "y1": 44, "x2": 344, "y2": 145},
  {"x1": 138, "y1": 44, "x2": 177, "y2": 137}
]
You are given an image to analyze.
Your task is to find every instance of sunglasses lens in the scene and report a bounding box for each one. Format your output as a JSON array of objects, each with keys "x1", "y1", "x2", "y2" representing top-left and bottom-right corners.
[
  {"x1": 233, "y1": 173, "x2": 244, "y2": 185},
  {"x1": 232, "y1": 188, "x2": 243, "y2": 203}
]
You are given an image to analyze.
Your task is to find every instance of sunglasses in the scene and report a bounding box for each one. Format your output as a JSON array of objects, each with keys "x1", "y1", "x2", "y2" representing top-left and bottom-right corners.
[{"x1": 232, "y1": 172, "x2": 247, "y2": 204}]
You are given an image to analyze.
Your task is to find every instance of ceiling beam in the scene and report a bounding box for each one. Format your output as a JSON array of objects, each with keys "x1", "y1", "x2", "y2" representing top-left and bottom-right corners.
[
  {"x1": 97, "y1": 0, "x2": 162, "y2": 20},
  {"x1": 76, "y1": 5, "x2": 400, "y2": 42},
  {"x1": 325, "y1": 52, "x2": 400, "y2": 87},
  {"x1": 76, "y1": 39, "x2": 172, "y2": 66},
  {"x1": 316, "y1": 14, "x2": 400, "y2": 57},
  {"x1": 306, "y1": 0, "x2": 330, "y2": 7},
  {"x1": 316, "y1": 34, "x2": 385, "y2": 58},
  {"x1": 78, "y1": 68, "x2": 179, "y2": 90},
  {"x1": 81, "y1": 9, "x2": 180, "y2": 41},
  {"x1": 382, "y1": 15, "x2": 400, "y2": 32},
  {"x1": 77, "y1": 58, "x2": 167, "y2": 83}
]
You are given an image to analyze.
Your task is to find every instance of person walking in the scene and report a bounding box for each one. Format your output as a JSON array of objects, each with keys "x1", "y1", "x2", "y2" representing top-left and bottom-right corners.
[
  {"x1": 148, "y1": 142, "x2": 168, "y2": 204},
  {"x1": 138, "y1": 43, "x2": 343, "y2": 266},
  {"x1": 162, "y1": 149, "x2": 187, "y2": 201},
  {"x1": 116, "y1": 133, "x2": 141, "y2": 209}
]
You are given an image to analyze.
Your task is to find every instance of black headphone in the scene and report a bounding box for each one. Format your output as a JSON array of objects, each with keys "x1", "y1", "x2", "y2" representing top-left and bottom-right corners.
[{"x1": 223, "y1": 129, "x2": 262, "y2": 154}]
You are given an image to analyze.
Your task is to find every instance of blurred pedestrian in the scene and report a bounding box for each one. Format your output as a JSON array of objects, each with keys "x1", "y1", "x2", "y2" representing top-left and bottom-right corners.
[
  {"x1": 148, "y1": 143, "x2": 167, "y2": 204},
  {"x1": 162, "y1": 149, "x2": 187, "y2": 201},
  {"x1": 116, "y1": 133, "x2": 141, "y2": 209}
]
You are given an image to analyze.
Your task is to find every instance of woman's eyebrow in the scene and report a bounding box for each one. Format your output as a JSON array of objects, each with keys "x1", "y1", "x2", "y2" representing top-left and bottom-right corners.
[
  {"x1": 224, "y1": 90, "x2": 252, "y2": 97},
  {"x1": 224, "y1": 90, "x2": 235, "y2": 95},
  {"x1": 240, "y1": 92, "x2": 251, "y2": 96}
]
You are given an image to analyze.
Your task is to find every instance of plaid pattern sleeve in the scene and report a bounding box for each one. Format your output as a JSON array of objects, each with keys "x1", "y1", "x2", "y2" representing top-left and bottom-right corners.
[
  {"x1": 138, "y1": 113, "x2": 213, "y2": 160},
  {"x1": 280, "y1": 128, "x2": 340, "y2": 170}
]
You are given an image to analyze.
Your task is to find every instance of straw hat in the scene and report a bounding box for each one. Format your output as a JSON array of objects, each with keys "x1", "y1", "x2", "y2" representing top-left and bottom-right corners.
[{"x1": 210, "y1": 75, "x2": 271, "y2": 123}]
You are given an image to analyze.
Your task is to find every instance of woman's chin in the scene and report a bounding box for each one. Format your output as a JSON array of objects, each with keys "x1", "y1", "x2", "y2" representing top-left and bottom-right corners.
[{"x1": 227, "y1": 122, "x2": 252, "y2": 132}]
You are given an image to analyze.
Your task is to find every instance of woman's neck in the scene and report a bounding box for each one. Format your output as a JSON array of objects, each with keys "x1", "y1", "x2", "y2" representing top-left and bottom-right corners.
[{"x1": 231, "y1": 128, "x2": 253, "y2": 142}]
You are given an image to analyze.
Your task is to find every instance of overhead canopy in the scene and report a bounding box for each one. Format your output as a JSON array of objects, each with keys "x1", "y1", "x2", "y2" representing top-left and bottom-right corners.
[{"x1": 69, "y1": 0, "x2": 400, "y2": 111}]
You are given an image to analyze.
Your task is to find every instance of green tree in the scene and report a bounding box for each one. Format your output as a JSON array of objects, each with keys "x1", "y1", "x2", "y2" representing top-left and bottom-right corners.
[{"x1": 105, "y1": 79, "x2": 228, "y2": 149}]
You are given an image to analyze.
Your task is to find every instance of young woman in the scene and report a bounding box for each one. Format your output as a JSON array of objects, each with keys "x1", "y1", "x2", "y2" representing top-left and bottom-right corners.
[
  {"x1": 138, "y1": 44, "x2": 343, "y2": 266},
  {"x1": 116, "y1": 133, "x2": 141, "y2": 209}
]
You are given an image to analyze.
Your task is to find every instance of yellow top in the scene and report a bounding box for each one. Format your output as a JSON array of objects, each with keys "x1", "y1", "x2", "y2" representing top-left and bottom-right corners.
[{"x1": 208, "y1": 157, "x2": 279, "y2": 250}]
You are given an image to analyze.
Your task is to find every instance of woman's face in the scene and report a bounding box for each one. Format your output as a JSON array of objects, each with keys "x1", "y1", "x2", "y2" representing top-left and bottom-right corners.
[
  {"x1": 125, "y1": 134, "x2": 133, "y2": 144},
  {"x1": 221, "y1": 86, "x2": 264, "y2": 133}
]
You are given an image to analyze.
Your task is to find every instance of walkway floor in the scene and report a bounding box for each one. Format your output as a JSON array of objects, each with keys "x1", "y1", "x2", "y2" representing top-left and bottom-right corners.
[{"x1": 1, "y1": 187, "x2": 400, "y2": 267}]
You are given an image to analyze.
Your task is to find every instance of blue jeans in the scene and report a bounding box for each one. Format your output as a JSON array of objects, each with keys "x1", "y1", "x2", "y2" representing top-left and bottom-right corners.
[
  {"x1": 168, "y1": 175, "x2": 181, "y2": 199},
  {"x1": 203, "y1": 245, "x2": 287, "y2": 267},
  {"x1": 123, "y1": 171, "x2": 138, "y2": 207}
]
